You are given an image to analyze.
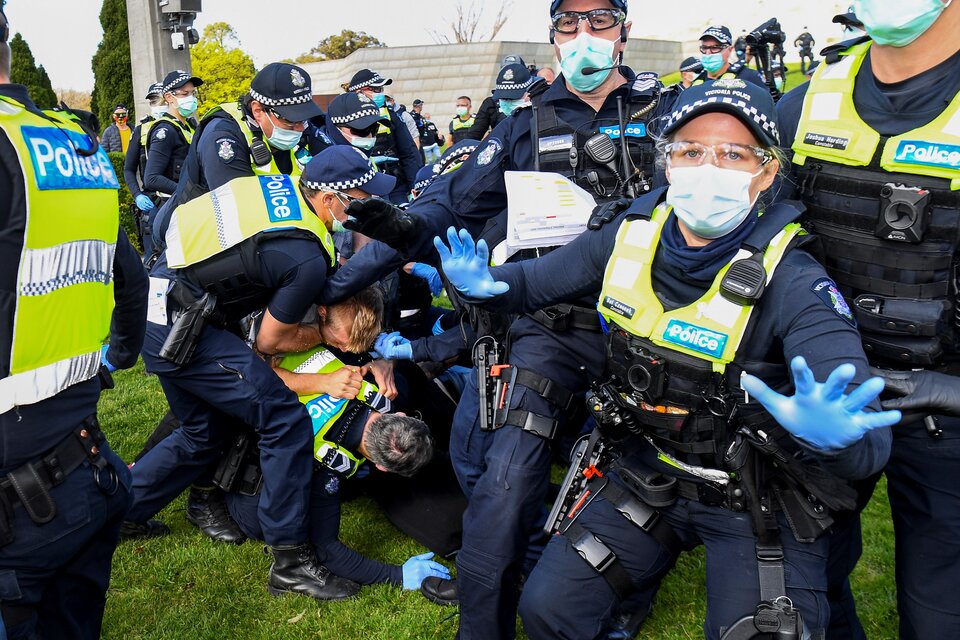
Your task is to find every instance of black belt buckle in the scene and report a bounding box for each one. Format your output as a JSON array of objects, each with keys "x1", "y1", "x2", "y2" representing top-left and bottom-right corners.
[
  {"x1": 571, "y1": 530, "x2": 617, "y2": 573},
  {"x1": 613, "y1": 492, "x2": 658, "y2": 532},
  {"x1": 520, "y1": 412, "x2": 558, "y2": 440},
  {"x1": 697, "y1": 482, "x2": 727, "y2": 507}
]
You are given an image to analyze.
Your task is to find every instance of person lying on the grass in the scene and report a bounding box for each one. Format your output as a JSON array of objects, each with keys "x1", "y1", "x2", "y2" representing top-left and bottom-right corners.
[{"x1": 221, "y1": 287, "x2": 451, "y2": 592}]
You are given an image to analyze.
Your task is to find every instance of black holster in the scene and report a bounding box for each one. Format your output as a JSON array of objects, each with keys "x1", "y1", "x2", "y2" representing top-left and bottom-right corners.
[
  {"x1": 212, "y1": 430, "x2": 262, "y2": 497},
  {"x1": 159, "y1": 292, "x2": 218, "y2": 367}
]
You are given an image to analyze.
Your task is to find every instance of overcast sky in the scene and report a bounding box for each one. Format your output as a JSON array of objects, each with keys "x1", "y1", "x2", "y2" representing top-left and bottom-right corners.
[{"x1": 9, "y1": 0, "x2": 848, "y2": 92}]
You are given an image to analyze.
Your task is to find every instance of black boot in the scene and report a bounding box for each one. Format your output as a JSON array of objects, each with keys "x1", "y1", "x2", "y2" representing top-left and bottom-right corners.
[
  {"x1": 268, "y1": 544, "x2": 360, "y2": 601},
  {"x1": 119, "y1": 519, "x2": 170, "y2": 540},
  {"x1": 186, "y1": 486, "x2": 247, "y2": 545},
  {"x1": 421, "y1": 576, "x2": 458, "y2": 606}
]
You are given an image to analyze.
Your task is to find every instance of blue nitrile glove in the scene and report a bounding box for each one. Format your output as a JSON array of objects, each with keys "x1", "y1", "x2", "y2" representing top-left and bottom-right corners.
[
  {"x1": 135, "y1": 194, "x2": 155, "y2": 211},
  {"x1": 402, "y1": 552, "x2": 452, "y2": 590},
  {"x1": 100, "y1": 345, "x2": 117, "y2": 373},
  {"x1": 411, "y1": 262, "x2": 444, "y2": 297},
  {"x1": 740, "y1": 356, "x2": 901, "y2": 451},
  {"x1": 433, "y1": 226, "x2": 509, "y2": 300},
  {"x1": 374, "y1": 331, "x2": 413, "y2": 361}
]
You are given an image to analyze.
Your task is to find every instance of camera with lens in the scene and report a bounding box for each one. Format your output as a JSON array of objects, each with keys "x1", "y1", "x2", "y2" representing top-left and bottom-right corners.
[
  {"x1": 875, "y1": 182, "x2": 932, "y2": 243},
  {"x1": 624, "y1": 346, "x2": 667, "y2": 403},
  {"x1": 745, "y1": 18, "x2": 786, "y2": 48}
]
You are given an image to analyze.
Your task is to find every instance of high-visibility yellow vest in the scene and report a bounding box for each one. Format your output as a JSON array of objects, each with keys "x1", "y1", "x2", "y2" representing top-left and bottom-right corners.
[
  {"x1": 141, "y1": 113, "x2": 194, "y2": 153},
  {"x1": 214, "y1": 102, "x2": 304, "y2": 176},
  {"x1": 280, "y1": 345, "x2": 389, "y2": 477},
  {"x1": 164, "y1": 174, "x2": 336, "y2": 270},
  {"x1": 0, "y1": 97, "x2": 120, "y2": 413},
  {"x1": 451, "y1": 114, "x2": 475, "y2": 132},
  {"x1": 598, "y1": 203, "x2": 801, "y2": 373},
  {"x1": 792, "y1": 41, "x2": 960, "y2": 190}
]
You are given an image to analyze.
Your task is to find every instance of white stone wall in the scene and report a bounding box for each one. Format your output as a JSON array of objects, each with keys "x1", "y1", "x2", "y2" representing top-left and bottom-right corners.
[{"x1": 301, "y1": 38, "x2": 683, "y2": 125}]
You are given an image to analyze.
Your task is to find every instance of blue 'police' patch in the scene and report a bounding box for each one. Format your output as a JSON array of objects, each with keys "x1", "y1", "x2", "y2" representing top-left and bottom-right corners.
[
  {"x1": 662, "y1": 319, "x2": 727, "y2": 359},
  {"x1": 21, "y1": 125, "x2": 119, "y2": 191},
  {"x1": 893, "y1": 140, "x2": 960, "y2": 170},
  {"x1": 476, "y1": 139, "x2": 502, "y2": 167},
  {"x1": 258, "y1": 174, "x2": 302, "y2": 223},
  {"x1": 811, "y1": 278, "x2": 856, "y2": 327},
  {"x1": 599, "y1": 124, "x2": 647, "y2": 140},
  {"x1": 305, "y1": 394, "x2": 348, "y2": 434}
]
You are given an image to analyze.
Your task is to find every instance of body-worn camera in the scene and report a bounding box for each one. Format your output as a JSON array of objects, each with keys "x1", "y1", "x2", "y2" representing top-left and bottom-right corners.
[
  {"x1": 875, "y1": 183, "x2": 931, "y2": 243},
  {"x1": 625, "y1": 347, "x2": 667, "y2": 403}
]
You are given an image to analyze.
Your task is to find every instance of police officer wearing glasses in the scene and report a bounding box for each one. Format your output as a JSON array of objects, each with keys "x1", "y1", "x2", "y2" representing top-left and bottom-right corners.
[
  {"x1": 777, "y1": 1, "x2": 960, "y2": 637},
  {"x1": 694, "y1": 26, "x2": 766, "y2": 89},
  {"x1": 317, "y1": 1, "x2": 678, "y2": 638},
  {"x1": 437, "y1": 79, "x2": 896, "y2": 640}
]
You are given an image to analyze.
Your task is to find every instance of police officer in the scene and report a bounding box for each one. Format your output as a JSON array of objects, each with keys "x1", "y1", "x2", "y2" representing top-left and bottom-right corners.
[
  {"x1": 776, "y1": 1, "x2": 960, "y2": 638},
  {"x1": 319, "y1": 91, "x2": 388, "y2": 156},
  {"x1": 123, "y1": 81, "x2": 164, "y2": 255},
  {"x1": 142, "y1": 70, "x2": 203, "y2": 211},
  {"x1": 447, "y1": 96, "x2": 476, "y2": 146},
  {"x1": 345, "y1": 68, "x2": 423, "y2": 203},
  {"x1": 125, "y1": 146, "x2": 391, "y2": 602},
  {"x1": 794, "y1": 27, "x2": 816, "y2": 75},
  {"x1": 694, "y1": 26, "x2": 766, "y2": 88},
  {"x1": 492, "y1": 63, "x2": 542, "y2": 118},
  {"x1": 320, "y1": 1, "x2": 678, "y2": 637},
  {"x1": 0, "y1": 5, "x2": 148, "y2": 636},
  {"x1": 224, "y1": 288, "x2": 449, "y2": 592},
  {"x1": 678, "y1": 56, "x2": 702, "y2": 89},
  {"x1": 436, "y1": 79, "x2": 896, "y2": 640}
]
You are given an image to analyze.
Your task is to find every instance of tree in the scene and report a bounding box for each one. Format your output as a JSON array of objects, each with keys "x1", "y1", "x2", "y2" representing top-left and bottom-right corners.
[
  {"x1": 430, "y1": 0, "x2": 511, "y2": 44},
  {"x1": 191, "y1": 23, "x2": 256, "y2": 113},
  {"x1": 56, "y1": 88, "x2": 93, "y2": 112},
  {"x1": 90, "y1": 0, "x2": 133, "y2": 132},
  {"x1": 291, "y1": 30, "x2": 387, "y2": 63},
  {"x1": 9, "y1": 33, "x2": 57, "y2": 108}
]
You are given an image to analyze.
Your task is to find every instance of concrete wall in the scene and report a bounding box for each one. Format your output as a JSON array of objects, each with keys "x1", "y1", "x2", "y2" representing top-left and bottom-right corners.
[{"x1": 301, "y1": 38, "x2": 682, "y2": 124}]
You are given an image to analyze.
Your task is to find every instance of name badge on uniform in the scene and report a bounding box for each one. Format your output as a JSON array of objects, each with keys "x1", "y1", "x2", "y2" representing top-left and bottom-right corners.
[
  {"x1": 21, "y1": 125, "x2": 119, "y2": 191},
  {"x1": 539, "y1": 133, "x2": 574, "y2": 154}
]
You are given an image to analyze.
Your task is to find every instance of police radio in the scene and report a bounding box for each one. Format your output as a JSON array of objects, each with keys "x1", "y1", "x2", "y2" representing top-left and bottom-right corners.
[{"x1": 874, "y1": 183, "x2": 931, "y2": 243}]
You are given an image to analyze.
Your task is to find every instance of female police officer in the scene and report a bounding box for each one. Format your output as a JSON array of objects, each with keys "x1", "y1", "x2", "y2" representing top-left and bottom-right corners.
[{"x1": 435, "y1": 80, "x2": 898, "y2": 639}]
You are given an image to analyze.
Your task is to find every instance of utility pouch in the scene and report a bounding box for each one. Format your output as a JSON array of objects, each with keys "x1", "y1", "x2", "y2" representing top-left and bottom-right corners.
[
  {"x1": 853, "y1": 296, "x2": 946, "y2": 338},
  {"x1": 6, "y1": 464, "x2": 56, "y2": 525},
  {"x1": 159, "y1": 292, "x2": 217, "y2": 367},
  {"x1": 772, "y1": 483, "x2": 834, "y2": 544},
  {"x1": 861, "y1": 333, "x2": 943, "y2": 366},
  {"x1": 213, "y1": 430, "x2": 252, "y2": 493}
]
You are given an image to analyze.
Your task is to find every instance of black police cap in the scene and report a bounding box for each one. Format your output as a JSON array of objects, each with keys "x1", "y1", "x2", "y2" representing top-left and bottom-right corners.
[
  {"x1": 661, "y1": 78, "x2": 780, "y2": 147},
  {"x1": 249, "y1": 62, "x2": 323, "y2": 122}
]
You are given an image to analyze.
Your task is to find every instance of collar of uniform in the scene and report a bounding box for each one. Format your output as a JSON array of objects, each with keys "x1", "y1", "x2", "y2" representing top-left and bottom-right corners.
[
  {"x1": 0, "y1": 83, "x2": 39, "y2": 112},
  {"x1": 542, "y1": 65, "x2": 639, "y2": 106}
]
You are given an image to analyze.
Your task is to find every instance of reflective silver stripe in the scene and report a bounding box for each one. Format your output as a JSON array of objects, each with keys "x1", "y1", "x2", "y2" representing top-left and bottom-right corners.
[
  {"x1": 18, "y1": 240, "x2": 115, "y2": 297},
  {"x1": 294, "y1": 348, "x2": 337, "y2": 374},
  {"x1": 0, "y1": 350, "x2": 100, "y2": 414}
]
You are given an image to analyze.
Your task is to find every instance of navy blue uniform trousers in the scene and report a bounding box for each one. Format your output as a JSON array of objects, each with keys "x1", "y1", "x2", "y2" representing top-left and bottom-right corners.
[
  {"x1": 450, "y1": 318, "x2": 607, "y2": 640},
  {"x1": 129, "y1": 321, "x2": 314, "y2": 545},
  {"x1": 518, "y1": 470, "x2": 831, "y2": 640}
]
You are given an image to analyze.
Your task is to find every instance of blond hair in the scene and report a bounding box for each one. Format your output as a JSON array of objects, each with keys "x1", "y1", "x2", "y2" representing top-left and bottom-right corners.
[{"x1": 322, "y1": 286, "x2": 384, "y2": 353}]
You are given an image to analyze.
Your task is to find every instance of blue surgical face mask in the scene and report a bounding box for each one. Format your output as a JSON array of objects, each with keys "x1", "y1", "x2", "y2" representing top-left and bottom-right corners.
[
  {"x1": 700, "y1": 52, "x2": 725, "y2": 74},
  {"x1": 331, "y1": 217, "x2": 349, "y2": 233},
  {"x1": 347, "y1": 131, "x2": 377, "y2": 151},
  {"x1": 853, "y1": 0, "x2": 951, "y2": 47},
  {"x1": 266, "y1": 113, "x2": 303, "y2": 151},
  {"x1": 176, "y1": 95, "x2": 198, "y2": 117},
  {"x1": 498, "y1": 98, "x2": 529, "y2": 116},
  {"x1": 666, "y1": 164, "x2": 761, "y2": 239},
  {"x1": 557, "y1": 31, "x2": 617, "y2": 93},
  {"x1": 774, "y1": 76, "x2": 785, "y2": 91},
  {"x1": 370, "y1": 92, "x2": 387, "y2": 108},
  {"x1": 151, "y1": 104, "x2": 167, "y2": 118}
]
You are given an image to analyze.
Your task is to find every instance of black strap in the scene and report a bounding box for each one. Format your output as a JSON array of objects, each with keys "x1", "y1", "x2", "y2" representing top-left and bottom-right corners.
[
  {"x1": 514, "y1": 368, "x2": 575, "y2": 410},
  {"x1": 563, "y1": 520, "x2": 635, "y2": 600},
  {"x1": 601, "y1": 480, "x2": 682, "y2": 556},
  {"x1": 756, "y1": 536, "x2": 787, "y2": 603},
  {"x1": 501, "y1": 409, "x2": 558, "y2": 440},
  {"x1": 530, "y1": 304, "x2": 602, "y2": 333},
  {"x1": 740, "y1": 201, "x2": 804, "y2": 254}
]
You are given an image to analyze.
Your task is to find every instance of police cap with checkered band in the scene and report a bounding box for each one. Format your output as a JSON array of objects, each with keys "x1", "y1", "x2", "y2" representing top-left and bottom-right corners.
[
  {"x1": 300, "y1": 145, "x2": 396, "y2": 197},
  {"x1": 326, "y1": 92, "x2": 387, "y2": 130},
  {"x1": 249, "y1": 62, "x2": 323, "y2": 122},
  {"x1": 661, "y1": 78, "x2": 780, "y2": 147},
  {"x1": 161, "y1": 70, "x2": 204, "y2": 95},
  {"x1": 492, "y1": 64, "x2": 537, "y2": 101}
]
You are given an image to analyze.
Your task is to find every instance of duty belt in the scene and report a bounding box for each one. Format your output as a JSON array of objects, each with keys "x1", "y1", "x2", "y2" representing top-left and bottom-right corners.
[{"x1": 531, "y1": 303, "x2": 602, "y2": 333}]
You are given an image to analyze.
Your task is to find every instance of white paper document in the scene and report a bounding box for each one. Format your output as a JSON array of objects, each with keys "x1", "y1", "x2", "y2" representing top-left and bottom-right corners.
[{"x1": 503, "y1": 171, "x2": 598, "y2": 260}]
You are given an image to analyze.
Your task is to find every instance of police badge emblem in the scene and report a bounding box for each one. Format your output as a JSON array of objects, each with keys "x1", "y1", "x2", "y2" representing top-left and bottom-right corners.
[
  {"x1": 154, "y1": 127, "x2": 167, "y2": 141},
  {"x1": 291, "y1": 68, "x2": 306, "y2": 88},
  {"x1": 504, "y1": 68, "x2": 515, "y2": 81},
  {"x1": 218, "y1": 140, "x2": 235, "y2": 161},
  {"x1": 476, "y1": 139, "x2": 502, "y2": 166}
]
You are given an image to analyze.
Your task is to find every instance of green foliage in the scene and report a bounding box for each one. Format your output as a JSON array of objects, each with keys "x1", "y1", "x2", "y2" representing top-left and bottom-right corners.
[
  {"x1": 97, "y1": 361, "x2": 900, "y2": 639},
  {"x1": 107, "y1": 151, "x2": 142, "y2": 254},
  {"x1": 8, "y1": 33, "x2": 57, "y2": 108},
  {"x1": 91, "y1": 0, "x2": 134, "y2": 133},
  {"x1": 291, "y1": 30, "x2": 387, "y2": 64},
  {"x1": 191, "y1": 22, "x2": 256, "y2": 115}
]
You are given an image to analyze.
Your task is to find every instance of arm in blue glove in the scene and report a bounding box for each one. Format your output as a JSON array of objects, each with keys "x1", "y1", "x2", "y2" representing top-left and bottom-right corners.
[
  {"x1": 740, "y1": 356, "x2": 901, "y2": 451},
  {"x1": 373, "y1": 331, "x2": 413, "y2": 361},
  {"x1": 135, "y1": 194, "x2": 155, "y2": 211},
  {"x1": 432, "y1": 226, "x2": 509, "y2": 300},
  {"x1": 409, "y1": 262, "x2": 444, "y2": 297},
  {"x1": 100, "y1": 344, "x2": 117, "y2": 373},
  {"x1": 402, "y1": 552, "x2": 451, "y2": 590}
]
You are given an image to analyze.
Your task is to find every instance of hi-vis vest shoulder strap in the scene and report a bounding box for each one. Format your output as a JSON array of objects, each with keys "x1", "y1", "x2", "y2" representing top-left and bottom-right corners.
[
  {"x1": 598, "y1": 203, "x2": 801, "y2": 373},
  {"x1": 217, "y1": 102, "x2": 302, "y2": 176},
  {"x1": 792, "y1": 41, "x2": 960, "y2": 190},
  {"x1": 280, "y1": 346, "x2": 389, "y2": 477},
  {"x1": 164, "y1": 174, "x2": 336, "y2": 270},
  {"x1": 451, "y1": 114, "x2": 475, "y2": 131},
  {"x1": 0, "y1": 96, "x2": 119, "y2": 413},
  {"x1": 377, "y1": 106, "x2": 393, "y2": 136},
  {"x1": 141, "y1": 114, "x2": 194, "y2": 152}
]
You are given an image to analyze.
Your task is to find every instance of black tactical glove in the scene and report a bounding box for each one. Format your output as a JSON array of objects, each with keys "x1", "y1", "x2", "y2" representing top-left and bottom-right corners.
[
  {"x1": 870, "y1": 368, "x2": 960, "y2": 416},
  {"x1": 587, "y1": 198, "x2": 632, "y2": 230},
  {"x1": 343, "y1": 198, "x2": 420, "y2": 251}
]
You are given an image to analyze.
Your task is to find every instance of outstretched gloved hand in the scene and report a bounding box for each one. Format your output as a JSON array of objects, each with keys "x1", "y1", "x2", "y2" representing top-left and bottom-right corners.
[
  {"x1": 740, "y1": 356, "x2": 901, "y2": 451},
  {"x1": 374, "y1": 331, "x2": 413, "y2": 361},
  {"x1": 100, "y1": 345, "x2": 117, "y2": 373},
  {"x1": 402, "y1": 552, "x2": 451, "y2": 590},
  {"x1": 433, "y1": 227, "x2": 509, "y2": 300},
  {"x1": 135, "y1": 194, "x2": 155, "y2": 211},
  {"x1": 870, "y1": 368, "x2": 960, "y2": 416},
  {"x1": 343, "y1": 198, "x2": 418, "y2": 250},
  {"x1": 410, "y1": 262, "x2": 444, "y2": 297}
]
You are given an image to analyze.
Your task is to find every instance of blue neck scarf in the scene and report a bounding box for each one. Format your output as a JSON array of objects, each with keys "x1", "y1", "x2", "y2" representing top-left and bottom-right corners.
[{"x1": 657, "y1": 208, "x2": 758, "y2": 282}]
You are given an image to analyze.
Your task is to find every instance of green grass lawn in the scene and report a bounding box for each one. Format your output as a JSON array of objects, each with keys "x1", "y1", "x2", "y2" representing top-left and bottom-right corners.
[{"x1": 99, "y1": 361, "x2": 897, "y2": 639}]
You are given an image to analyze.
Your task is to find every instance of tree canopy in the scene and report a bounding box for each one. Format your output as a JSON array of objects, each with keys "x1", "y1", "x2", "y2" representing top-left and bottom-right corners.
[
  {"x1": 90, "y1": 0, "x2": 134, "y2": 129},
  {"x1": 191, "y1": 22, "x2": 256, "y2": 113},
  {"x1": 9, "y1": 33, "x2": 57, "y2": 108},
  {"x1": 291, "y1": 30, "x2": 386, "y2": 63}
]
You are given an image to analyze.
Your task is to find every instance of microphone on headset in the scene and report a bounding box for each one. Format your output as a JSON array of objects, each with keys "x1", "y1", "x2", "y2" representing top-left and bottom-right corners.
[{"x1": 582, "y1": 64, "x2": 623, "y2": 76}]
